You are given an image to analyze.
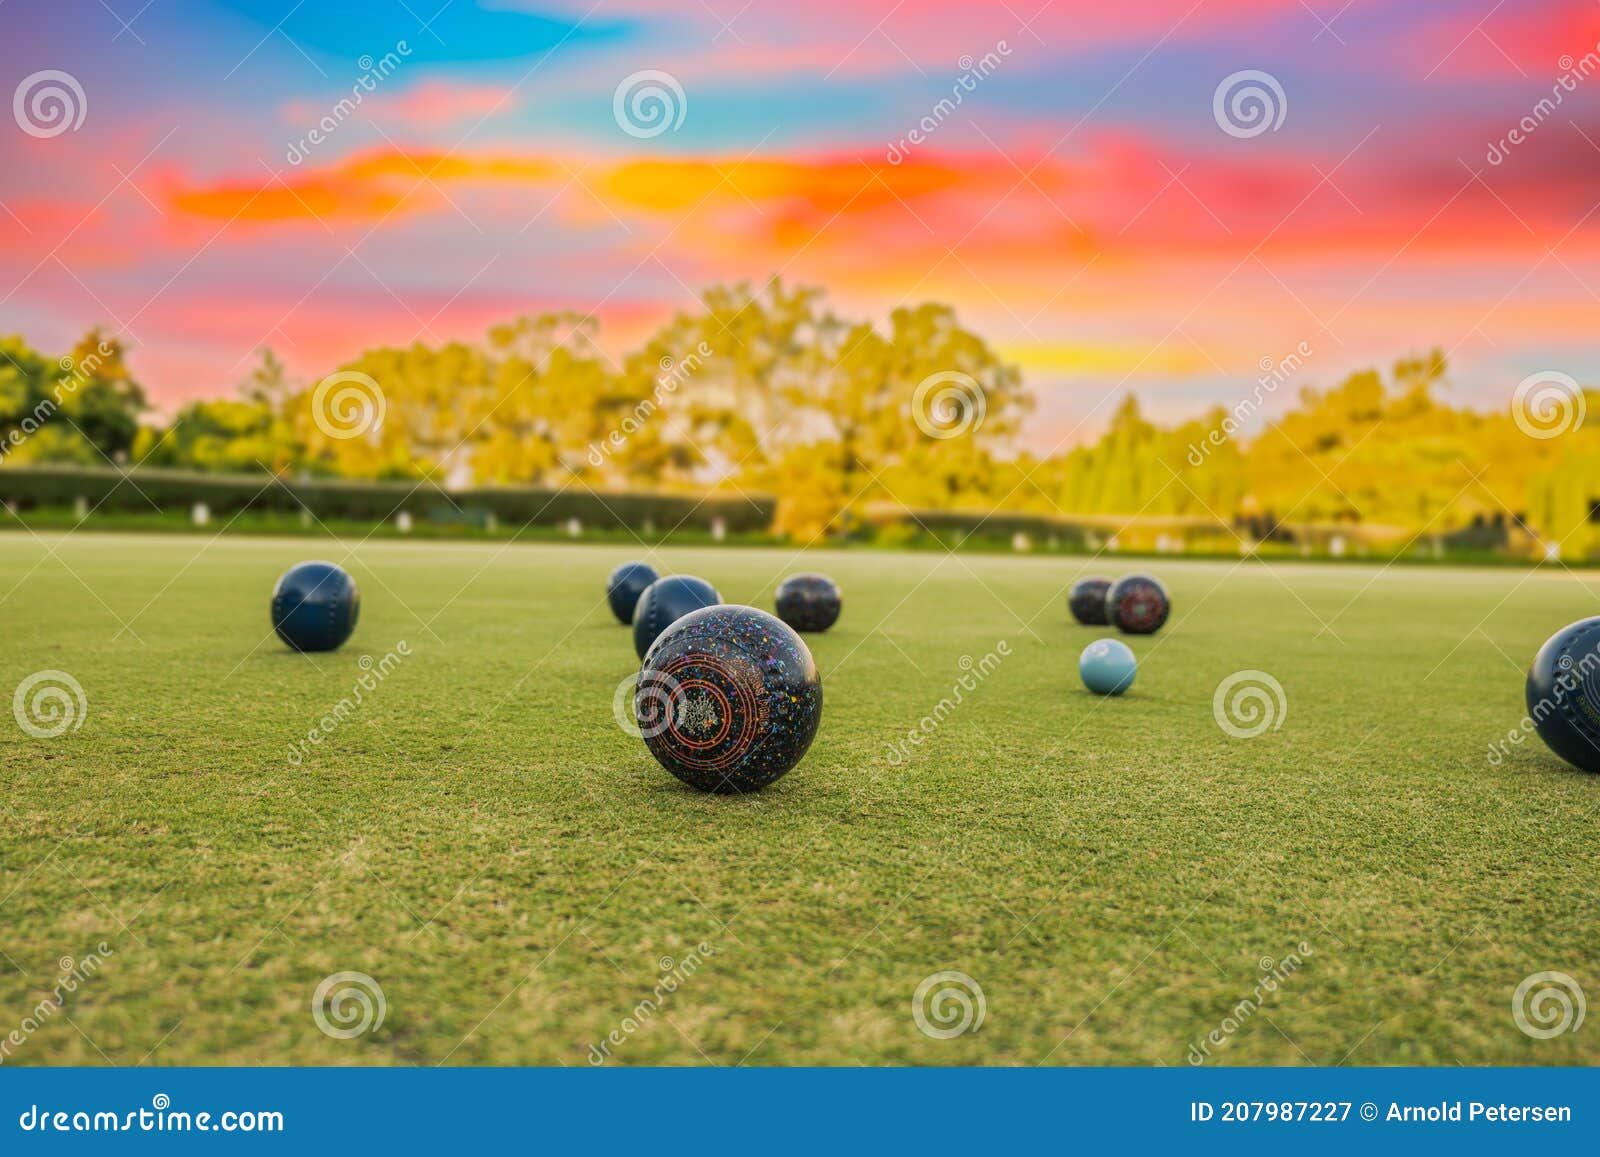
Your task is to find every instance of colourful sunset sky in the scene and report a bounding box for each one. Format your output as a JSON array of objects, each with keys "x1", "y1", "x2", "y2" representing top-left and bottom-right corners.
[{"x1": 4, "y1": 0, "x2": 1600, "y2": 449}]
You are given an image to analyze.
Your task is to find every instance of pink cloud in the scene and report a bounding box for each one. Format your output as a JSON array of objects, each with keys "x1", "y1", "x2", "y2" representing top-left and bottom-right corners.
[
  {"x1": 1416, "y1": 0, "x2": 1600, "y2": 79},
  {"x1": 283, "y1": 80, "x2": 520, "y2": 133},
  {"x1": 516, "y1": 0, "x2": 1366, "y2": 76}
]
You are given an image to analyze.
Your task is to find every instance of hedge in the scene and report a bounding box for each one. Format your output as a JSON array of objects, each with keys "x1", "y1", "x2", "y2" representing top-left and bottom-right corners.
[
  {"x1": 0, "y1": 466, "x2": 775, "y2": 533},
  {"x1": 0, "y1": 466, "x2": 1529, "y2": 559},
  {"x1": 859, "y1": 504, "x2": 1226, "y2": 549}
]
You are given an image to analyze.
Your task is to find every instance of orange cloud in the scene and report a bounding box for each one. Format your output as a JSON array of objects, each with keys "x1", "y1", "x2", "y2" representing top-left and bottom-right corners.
[
  {"x1": 601, "y1": 153, "x2": 988, "y2": 216},
  {"x1": 170, "y1": 176, "x2": 417, "y2": 223},
  {"x1": 341, "y1": 150, "x2": 558, "y2": 184},
  {"x1": 162, "y1": 147, "x2": 1011, "y2": 236},
  {"x1": 169, "y1": 150, "x2": 561, "y2": 223},
  {"x1": 163, "y1": 123, "x2": 1600, "y2": 281}
]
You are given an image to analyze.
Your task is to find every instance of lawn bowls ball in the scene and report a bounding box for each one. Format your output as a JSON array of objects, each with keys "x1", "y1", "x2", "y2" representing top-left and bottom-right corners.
[
  {"x1": 1079, "y1": 638, "x2": 1137, "y2": 695},
  {"x1": 271, "y1": 561, "x2": 360, "y2": 652},
  {"x1": 606, "y1": 561, "x2": 659, "y2": 624},
  {"x1": 1525, "y1": 616, "x2": 1600, "y2": 772},
  {"x1": 774, "y1": 573, "x2": 842, "y2": 633},
  {"x1": 635, "y1": 605, "x2": 822, "y2": 793},
  {"x1": 632, "y1": 575, "x2": 721, "y2": 659},
  {"x1": 1068, "y1": 576, "x2": 1113, "y2": 625},
  {"x1": 1105, "y1": 574, "x2": 1170, "y2": 635}
]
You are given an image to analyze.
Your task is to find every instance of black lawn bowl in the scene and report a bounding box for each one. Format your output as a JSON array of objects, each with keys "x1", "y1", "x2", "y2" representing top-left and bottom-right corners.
[
  {"x1": 774, "y1": 572, "x2": 842, "y2": 633},
  {"x1": 271, "y1": 560, "x2": 360, "y2": 653},
  {"x1": 1068, "y1": 576, "x2": 1113, "y2": 625},
  {"x1": 1526, "y1": 616, "x2": 1600, "y2": 773},
  {"x1": 606, "y1": 561, "x2": 659, "y2": 625},
  {"x1": 632, "y1": 575, "x2": 721, "y2": 659},
  {"x1": 1105, "y1": 574, "x2": 1170, "y2": 635},
  {"x1": 636, "y1": 605, "x2": 822, "y2": 793}
]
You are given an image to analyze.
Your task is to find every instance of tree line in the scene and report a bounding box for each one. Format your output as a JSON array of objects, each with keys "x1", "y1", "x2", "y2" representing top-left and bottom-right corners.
[{"x1": 2, "y1": 281, "x2": 1595, "y2": 551}]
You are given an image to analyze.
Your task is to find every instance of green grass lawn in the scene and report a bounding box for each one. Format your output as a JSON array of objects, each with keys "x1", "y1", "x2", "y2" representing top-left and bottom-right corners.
[{"x1": 2, "y1": 531, "x2": 1598, "y2": 1066}]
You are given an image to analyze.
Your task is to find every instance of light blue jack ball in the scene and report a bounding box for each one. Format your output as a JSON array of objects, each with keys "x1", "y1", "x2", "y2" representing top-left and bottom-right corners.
[{"x1": 1079, "y1": 638, "x2": 1136, "y2": 695}]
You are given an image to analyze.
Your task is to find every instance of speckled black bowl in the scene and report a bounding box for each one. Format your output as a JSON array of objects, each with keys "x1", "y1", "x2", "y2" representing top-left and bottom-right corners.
[
  {"x1": 1105, "y1": 574, "x2": 1170, "y2": 635},
  {"x1": 774, "y1": 573, "x2": 842, "y2": 633},
  {"x1": 636, "y1": 605, "x2": 822, "y2": 793}
]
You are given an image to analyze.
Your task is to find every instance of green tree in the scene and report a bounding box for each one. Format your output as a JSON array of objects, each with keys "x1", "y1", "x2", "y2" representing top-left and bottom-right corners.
[{"x1": 0, "y1": 329, "x2": 146, "y2": 465}]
